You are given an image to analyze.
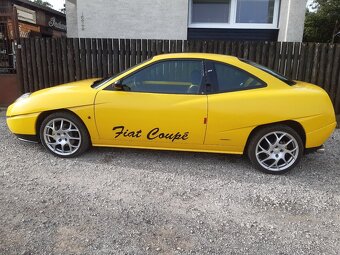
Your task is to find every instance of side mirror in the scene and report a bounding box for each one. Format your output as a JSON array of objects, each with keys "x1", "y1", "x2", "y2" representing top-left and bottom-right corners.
[
  {"x1": 112, "y1": 80, "x2": 130, "y2": 91},
  {"x1": 113, "y1": 83, "x2": 124, "y2": 91}
]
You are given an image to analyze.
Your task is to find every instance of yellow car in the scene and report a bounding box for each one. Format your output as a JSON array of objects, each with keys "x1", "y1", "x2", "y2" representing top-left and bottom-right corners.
[{"x1": 6, "y1": 53, "x2": 336, "y2": 174}]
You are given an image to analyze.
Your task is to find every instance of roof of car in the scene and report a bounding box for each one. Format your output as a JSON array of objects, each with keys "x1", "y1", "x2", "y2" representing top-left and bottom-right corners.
[{"x1": 152, "y1": 53, "x2": 239, "y2": 62}]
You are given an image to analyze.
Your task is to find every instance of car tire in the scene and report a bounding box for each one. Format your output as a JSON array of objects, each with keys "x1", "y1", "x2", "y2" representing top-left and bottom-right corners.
[
  {"x1": 247, "y1": 125, "x2": 304, "y2": 174},
  {"x1": 40, "y1": 112, "x2": 90, "y2": 158}
]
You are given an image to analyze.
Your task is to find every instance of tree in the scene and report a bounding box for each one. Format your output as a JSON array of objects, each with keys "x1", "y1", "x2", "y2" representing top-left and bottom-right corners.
[
  {"x1": 31, "y1": 0, "x2": 53, "y2": 9},
  {"x1": 60, "y1": 4, "x2": 66, "y2": 14},
  {"x1": 303, "y1": 0, "x2": 340, "y2": 43}
]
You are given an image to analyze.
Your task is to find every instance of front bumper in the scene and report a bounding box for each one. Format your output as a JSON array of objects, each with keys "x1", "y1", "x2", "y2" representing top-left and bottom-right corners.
[{"x1": 6, "y1": 112, "x2": 39, "y2": 136}]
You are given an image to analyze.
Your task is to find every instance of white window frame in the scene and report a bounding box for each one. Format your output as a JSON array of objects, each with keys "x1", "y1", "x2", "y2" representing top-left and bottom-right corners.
[{"x1": 188, "y1": 0, "x2": 280, "y2": 29}]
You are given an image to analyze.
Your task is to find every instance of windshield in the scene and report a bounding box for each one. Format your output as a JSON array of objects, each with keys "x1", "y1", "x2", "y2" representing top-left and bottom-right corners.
[
  {"x1": 91, "y1": 58, "x2": 153, "y2": 89},
  {"x1": 240, "y1": 59, "x2": 296, "y2": 86}
]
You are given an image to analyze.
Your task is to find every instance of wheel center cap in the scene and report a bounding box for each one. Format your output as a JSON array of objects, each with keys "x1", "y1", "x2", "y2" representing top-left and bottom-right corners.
[
  {"x1": 273, "y1": 148, "x2": 280, "y2": 154},
  {"x1": 56, "y1": 134, "x2": 67, "y2": 140}
]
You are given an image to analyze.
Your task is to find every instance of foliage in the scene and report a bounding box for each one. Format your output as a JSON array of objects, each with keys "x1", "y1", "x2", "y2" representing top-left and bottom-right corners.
[
  {"x1": 303, "y1": 0, "x2": 340, "y2": 42},
  {"x1": 31, "y1": 0, "x2": 53, "y2": 9},
  {"x1": 60, "y1": 4, "x2": 66, "y2": 14}
]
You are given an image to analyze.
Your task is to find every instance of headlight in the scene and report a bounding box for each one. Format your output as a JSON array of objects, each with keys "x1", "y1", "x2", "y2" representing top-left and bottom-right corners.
[{"x1": 15, "y1": 93, "x2": 31, "y2": 102}]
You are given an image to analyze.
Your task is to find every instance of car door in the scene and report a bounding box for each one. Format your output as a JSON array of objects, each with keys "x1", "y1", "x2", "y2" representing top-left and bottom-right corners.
[
  {"x1": 204, "y1": 60, "x2": 267, "y2": 153},
  {"x1": 94, "y1": 59, "x2": 208, "y2": 149}
]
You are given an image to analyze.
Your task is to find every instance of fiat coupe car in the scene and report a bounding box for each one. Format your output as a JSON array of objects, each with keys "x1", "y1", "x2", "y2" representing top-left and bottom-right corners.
[{"x1": 6, "y1": 53, "x2": 336, "y2": 174}]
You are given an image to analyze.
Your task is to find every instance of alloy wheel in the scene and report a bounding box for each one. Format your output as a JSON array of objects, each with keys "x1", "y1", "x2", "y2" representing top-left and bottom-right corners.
[
  {"x1": 43, "y1": 118, "x2": 82, "y2": 156},
  {"x1": 255, "y1": 131, "x2": 299, "y2": 172}
]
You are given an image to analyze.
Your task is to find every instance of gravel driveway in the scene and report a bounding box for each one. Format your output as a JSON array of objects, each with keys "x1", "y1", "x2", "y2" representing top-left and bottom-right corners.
[{"x1": 1, "y1": 112, "x2": 340, "y2": 255}]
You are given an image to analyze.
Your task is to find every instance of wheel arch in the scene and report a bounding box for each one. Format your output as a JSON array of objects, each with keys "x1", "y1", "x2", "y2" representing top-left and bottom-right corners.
[
  {"x1": 244, "y1": 120, "x2": 306, "y2": 154},
  {"x1": 35, "y1": 109, "x2": 90, "y2": 143}
]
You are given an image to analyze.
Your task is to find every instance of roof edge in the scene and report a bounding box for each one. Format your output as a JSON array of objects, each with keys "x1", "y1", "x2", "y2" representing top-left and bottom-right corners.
[{"x1": 13, "y1": 0, "x2": 65, "y2": 17}]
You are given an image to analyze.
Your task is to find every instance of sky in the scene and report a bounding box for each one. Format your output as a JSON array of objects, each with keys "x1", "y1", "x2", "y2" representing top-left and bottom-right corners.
[
  {"x1": 44, "y1": 0, "x2": 65, "y2": 12},
  {"x1": 307, "y1": 0, "x2": 314, "y2": 8}
]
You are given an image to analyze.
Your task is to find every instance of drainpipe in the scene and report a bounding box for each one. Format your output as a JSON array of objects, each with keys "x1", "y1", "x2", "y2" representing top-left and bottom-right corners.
[{"x1": 284, "y1": 0, "x2": 292, "y2": 42}]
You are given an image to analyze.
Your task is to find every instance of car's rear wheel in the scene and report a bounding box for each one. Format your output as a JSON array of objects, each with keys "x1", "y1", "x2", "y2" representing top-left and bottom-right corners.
[
  {"x1": 247, "y1": 125, "x2": 304, "y2": 174},
  {"x1": 40, "y1": 112, "x2": 90, "y2": 157}
]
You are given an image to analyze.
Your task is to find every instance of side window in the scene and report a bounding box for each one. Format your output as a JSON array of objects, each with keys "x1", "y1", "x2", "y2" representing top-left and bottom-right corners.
[
  {"x1": 213, "y1": 62, "x2": 265, "y2": 93},
  {"x1": 121, "y1": 60, "x2": 204, "y2": 94}
]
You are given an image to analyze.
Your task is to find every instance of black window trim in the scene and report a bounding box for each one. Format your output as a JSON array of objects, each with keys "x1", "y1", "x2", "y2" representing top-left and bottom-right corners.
[
  {"x1": 104, "y1": 58, "x2": 207, "y2": 95},
  {"x1": 204, "y1": 60, "x2": 268, "y2": 95}
]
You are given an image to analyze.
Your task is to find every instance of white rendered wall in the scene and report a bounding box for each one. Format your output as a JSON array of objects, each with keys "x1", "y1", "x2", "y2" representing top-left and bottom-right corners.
[
  {"x1": 278, "y1": 0, "x2": 308, "y2": 42},
  {"x1": 66, "y1": 0, "x2": 78, "y2": 37},
  {"x1": 66, "y1": 0, "x2": 307, "y2": 42},
  {"x1": 66, "y1": 0, "x2": 189, "y2": 40}
]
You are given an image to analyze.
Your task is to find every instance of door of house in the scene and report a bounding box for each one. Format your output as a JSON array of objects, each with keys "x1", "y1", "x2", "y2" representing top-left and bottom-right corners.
[{"x1": 0, "y1": 9, "x2": 15, "y2": 74}]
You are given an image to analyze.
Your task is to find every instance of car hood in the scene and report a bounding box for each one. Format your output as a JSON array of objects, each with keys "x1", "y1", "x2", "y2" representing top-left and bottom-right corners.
[{"x1": 7, "y1": 78, "x2": 100, "y2": 117}]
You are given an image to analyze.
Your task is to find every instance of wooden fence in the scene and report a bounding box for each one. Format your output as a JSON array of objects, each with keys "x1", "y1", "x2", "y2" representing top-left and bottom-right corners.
[{"x1": 15, "y1": 38, "x2": 340, "y2": 114}]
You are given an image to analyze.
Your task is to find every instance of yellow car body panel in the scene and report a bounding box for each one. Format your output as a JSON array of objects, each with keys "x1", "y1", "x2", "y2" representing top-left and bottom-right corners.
[
  {"x1": 6, "y1": 53, "x2": 336, "y2": 155},
  {"x1": 94, "y1": 91, "x2": 207, "y2": 147},
  {"x1": 6, "y1": 112, "x2": 40, "y2": 135},
  {"x1": 6, "y1": 79, "x2": 100, "y2": 139},
  {"x1": 305, "y1": 122, "x2": 337, "y2": 148},
  {"x1": 6, "y1": 78, "x2": 99, "y2": 116},
  {"x1": 205, "y1": 81, "x2": 336, "y2": 152}
]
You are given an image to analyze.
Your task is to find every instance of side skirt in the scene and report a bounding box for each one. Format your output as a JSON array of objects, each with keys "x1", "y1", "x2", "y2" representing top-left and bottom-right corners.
[{"x1": 15, "y1": 134, "x2": 39, "y2": 144}]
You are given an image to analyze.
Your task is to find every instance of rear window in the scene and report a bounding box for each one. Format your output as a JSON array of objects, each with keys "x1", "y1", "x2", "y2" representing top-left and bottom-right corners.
[
  {"x1": 240, "y1": 59, "x2": 296, "y2": 86},
  {"x1": 213, "y1": 62, "x2": 265, "y2": 92}
]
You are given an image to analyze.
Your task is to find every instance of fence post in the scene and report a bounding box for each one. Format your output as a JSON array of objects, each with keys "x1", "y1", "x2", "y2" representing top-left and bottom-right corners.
[
  {"x1": 15, "y1": 38, "x2": 23, "y2": 94},
  {"x1": 12, "y1": 7, "x2": 24, "y2": 94}
]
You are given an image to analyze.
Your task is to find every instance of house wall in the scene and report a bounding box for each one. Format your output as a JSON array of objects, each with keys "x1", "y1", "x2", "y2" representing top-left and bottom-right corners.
[
  {"x1": 66, "y1": 0, "x2": 189, "y2": 40},
  {"x1": 66, "y1": 0, "x2": 78, "y2": 37},
  {"x1": 66, "y1": 0, "x2": 307, "y2": 42},
  {"x1": 278, "y1": 0, "x2": 308, "y2": 42}
]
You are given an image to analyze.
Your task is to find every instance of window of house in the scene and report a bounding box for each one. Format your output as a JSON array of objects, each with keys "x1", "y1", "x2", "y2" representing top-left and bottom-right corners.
[
  {"x1": 212, "y1": 62, "x2": 265, "y2": 92},
  {"x1": 192, "y1": 0, "x2": 231, "y2": 23},
  {"x1": 236, "y1": 0, "x2": 275, "y2": 23},
  {"x1": 189, "y1": 0, "x2": 279, "y2": 29},
  {"x1": 120, "y1": 60, "x2": 204, "y2": 94}
]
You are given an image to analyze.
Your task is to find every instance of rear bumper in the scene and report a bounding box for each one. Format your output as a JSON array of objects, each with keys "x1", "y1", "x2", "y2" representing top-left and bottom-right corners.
[
  {"x1": 305, "y1": 122, "x2": 336, "y2": 148},
  {"x1": 305, "y1": 144, "x2": 325, "y2": 154}
]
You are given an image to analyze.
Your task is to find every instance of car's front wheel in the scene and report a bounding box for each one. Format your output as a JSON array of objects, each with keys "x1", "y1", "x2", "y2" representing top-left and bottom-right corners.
[
  {"x1": 40, "y1": 112, "x2": 90, "y2": 157},
  {"x1": 248, "y1": 125, "x2": 304, "y2": 174}
]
